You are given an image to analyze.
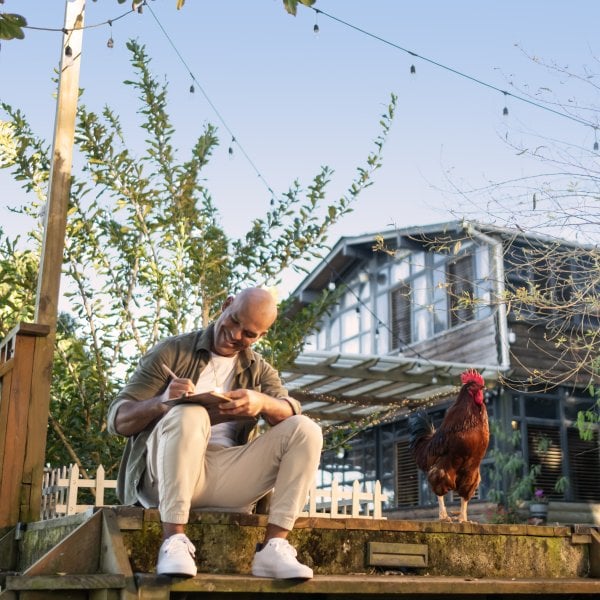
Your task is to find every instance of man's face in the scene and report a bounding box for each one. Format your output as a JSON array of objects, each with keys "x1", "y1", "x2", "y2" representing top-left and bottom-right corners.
[{"x1": 212, "y1": 299, "x2": 273, "y2": 357}]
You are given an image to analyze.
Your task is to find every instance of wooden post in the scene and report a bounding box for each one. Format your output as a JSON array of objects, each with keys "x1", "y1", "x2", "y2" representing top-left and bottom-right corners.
[{"x1": 0, "y1": 0, "x2": 85, "y2": 527}]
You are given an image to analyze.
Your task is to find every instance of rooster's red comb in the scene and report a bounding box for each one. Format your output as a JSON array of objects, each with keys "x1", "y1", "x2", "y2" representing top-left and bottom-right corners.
[{"x1": 461, "y1": 369, "x2": 484, "y2": 386}]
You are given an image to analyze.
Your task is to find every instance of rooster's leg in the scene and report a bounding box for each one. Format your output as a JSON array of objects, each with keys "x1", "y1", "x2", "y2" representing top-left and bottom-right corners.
[
  {"x1": 437, "y1": 495, "x2": 451, "y2": 521},
  {"x1": 458, "y1": 497, "x2": 468, "y2": 522}
]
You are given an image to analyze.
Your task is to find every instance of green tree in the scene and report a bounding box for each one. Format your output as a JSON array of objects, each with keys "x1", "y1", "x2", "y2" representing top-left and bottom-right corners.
[{"x1": 0, "y1": 40, "x2": 396, "y2": 476}]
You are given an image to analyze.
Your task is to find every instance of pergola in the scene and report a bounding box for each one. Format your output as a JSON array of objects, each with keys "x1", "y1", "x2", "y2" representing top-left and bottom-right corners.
[{"x1": 281, "y1": 350, "x2": 501, "y2": 426}]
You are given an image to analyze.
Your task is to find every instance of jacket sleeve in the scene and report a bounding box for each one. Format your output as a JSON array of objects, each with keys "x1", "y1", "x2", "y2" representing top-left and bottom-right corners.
[
  {"x1": 106, "y1": 339, "x2": 175, "y2": 436},
  {"x1": 255, "y1": 355, "x2": 302, "y2": 415}
]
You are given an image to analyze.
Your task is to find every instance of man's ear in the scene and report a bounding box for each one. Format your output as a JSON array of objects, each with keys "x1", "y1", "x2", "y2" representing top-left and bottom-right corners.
[{"x1": 222, "y1": 295, "x2": 234, "y2": 311}]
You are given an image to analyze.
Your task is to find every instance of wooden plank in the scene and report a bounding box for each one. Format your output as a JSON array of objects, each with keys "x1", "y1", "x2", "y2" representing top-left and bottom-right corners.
[
  {"x1": 6, "y1": 574, "x2": 125, "y2": 590},
  {"x1": 162, "y1": 574, "x2": 600, "y2": 595},
  {"x1": 0, "y1": 334, "x2": 35, "y2": 527},
  {"x1": 0, "y1": 356, "x2": 15, "y2": 378},
  {"x1": 0, "y1": 361, "x2": 13, "y2": 485},
  {"x1": 21, "y1": 333, "x2": 54, "y2": 523},
  {"x1": 24, "y1": 511, "x2": 102, "y2": 576},
  {"x1": 100, "y1": 509, "x2": 137, "y2": 600},
  {"x1": 367, "y1": 541, "x2": 428, "y2": 568},
  {"x1": 0, "y1": 526, "x2": 17, "y2": 571},
  {"x1": 590, "y1": 528, "x2": 600, "y2": 578}
]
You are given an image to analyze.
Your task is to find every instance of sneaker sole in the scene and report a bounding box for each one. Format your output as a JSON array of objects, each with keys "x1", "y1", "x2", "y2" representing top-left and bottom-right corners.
[{"x1": 251, "y1": 567, "x2": 313, "y2": 579}]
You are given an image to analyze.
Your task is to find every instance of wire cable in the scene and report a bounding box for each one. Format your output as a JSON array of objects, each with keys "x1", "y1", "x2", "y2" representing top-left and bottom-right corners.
[{"x1": 311, "y1": 7, "x2": 596, "y2": 131}]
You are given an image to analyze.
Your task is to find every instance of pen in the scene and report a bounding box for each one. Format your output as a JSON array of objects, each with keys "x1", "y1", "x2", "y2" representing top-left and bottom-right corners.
[{"x1": 162, "y1": 363, "x2": 179, "y2": 379}]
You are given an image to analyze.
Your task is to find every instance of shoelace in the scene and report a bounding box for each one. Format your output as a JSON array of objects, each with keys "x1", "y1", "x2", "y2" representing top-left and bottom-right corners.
[
  {"x1": 272, "y1": 540, "x2": 297, "y2": 559},
  {"x1": 163, "y1": 535, "x2": 196, "y2": 557}
]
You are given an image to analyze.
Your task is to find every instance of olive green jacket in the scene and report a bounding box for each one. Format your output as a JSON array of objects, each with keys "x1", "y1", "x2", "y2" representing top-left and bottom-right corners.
[{"x1": 107, "y1": 323, "x2": 300, "y2": 506}]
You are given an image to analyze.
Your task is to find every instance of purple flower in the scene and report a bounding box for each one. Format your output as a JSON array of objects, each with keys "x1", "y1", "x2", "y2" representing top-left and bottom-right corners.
[{"x1": 534, "y1": 488, "x2": 545, "y2": 499}]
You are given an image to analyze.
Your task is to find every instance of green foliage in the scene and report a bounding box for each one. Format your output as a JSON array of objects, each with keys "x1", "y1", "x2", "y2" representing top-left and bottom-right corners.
[
  {"x1": 579, "y1": 379, "x2": 600, "y2": 441},
  {"x1": 0, "y1": 40, "x2": 394, "y2": 476},
  {"x1": 486, "y1": 420, "x2": 541, "y2": 522},
  {"x1": 282, "y1": 0, "x2": 316, "y2": 16},
  {"x1": 0, "y1": 232, "x2": 37, "y2": 337},
  {"x1": 0, "y1": 13, "x2": 27, "y2": 41}
]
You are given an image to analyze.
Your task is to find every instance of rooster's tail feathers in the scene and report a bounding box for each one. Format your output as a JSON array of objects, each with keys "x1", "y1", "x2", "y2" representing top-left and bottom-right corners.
[{"x1": 408, "y1": 408, "x2": 435, "y2": 452}]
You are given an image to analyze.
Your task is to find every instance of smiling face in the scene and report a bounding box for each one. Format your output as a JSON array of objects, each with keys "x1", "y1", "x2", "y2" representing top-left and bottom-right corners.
[{"x1": 212, "y1": 288, "x2": 277, "y2": 357}]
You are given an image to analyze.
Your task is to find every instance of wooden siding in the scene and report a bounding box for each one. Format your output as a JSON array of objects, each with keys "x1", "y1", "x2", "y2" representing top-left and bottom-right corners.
[
  {"x1": 507, "y1": 320, "x2": 597, "y2": 386},
  {"x1": 402, "y1": 314, "x2": 500, "y2": 367}
]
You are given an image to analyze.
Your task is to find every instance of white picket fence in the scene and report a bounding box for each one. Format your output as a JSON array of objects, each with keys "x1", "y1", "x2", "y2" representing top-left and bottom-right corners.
[
  {"x1": 41, "y1": 464, "x2": 117, "y2": 520},
  {"x1": 299, "y1": 480, "x2": 388, "y2": 519},
  {"x1": 41, "y1": 465, "x2": 388, "y2": 520}
]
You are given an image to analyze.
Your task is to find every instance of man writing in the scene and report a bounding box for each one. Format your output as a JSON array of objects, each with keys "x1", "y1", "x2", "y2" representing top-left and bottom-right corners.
[{"x1": 107, "y1": 288, "x2": 323, "y2": 578}]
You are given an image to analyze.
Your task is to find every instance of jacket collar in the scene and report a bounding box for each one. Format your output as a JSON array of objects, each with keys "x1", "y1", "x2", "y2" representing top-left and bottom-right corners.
[{"x1": 195, "y1": 322, "x2": 255, "y2": 370}]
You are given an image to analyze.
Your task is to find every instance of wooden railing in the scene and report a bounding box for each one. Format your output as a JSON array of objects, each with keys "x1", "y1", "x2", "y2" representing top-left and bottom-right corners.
[
  {"x1": 0, "y1": 322, "x2": 51, "y2": 527},
  {"x1": 40, "y1": 464, "x2": 388, "y2": 520}
]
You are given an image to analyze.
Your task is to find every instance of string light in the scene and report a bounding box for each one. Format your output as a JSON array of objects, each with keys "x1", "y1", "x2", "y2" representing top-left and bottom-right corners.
[
  {"x1": 313, "y1": 9, "x2": 320, "y2": 34},
  {"x1": 307, "y1": 5, "x2": 597, "y2": 136},
  {"x1": 502, "y1": 92, "x2": 509, "y2": 116},
  {"x1": 594, "y1": 128, "x2": 599, "y2": 152},
  {"x1": 22, "y1": 7, "x2": 137, "y2": 34},
  {"x1": 144, "y1": 2, "x2": 276, "y2": 201},
  {"x1": 106, "y1": 20, "x2": 114, "y2": 49}
]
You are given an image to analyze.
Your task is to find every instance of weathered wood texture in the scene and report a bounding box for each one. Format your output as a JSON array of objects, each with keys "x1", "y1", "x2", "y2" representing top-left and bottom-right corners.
[
  {"x1": 0, "y1": 324, "x2": 50, "y2": 528},
  {"x1": 405, "y1": 315, "x2": 500, "y2": 366},
  {"x1": 507, "y1": 320, "x2": 597, "y2": 386}
]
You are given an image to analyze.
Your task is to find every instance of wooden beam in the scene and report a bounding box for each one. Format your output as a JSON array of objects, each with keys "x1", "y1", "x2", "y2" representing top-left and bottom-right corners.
[{"x1": 24, "y1": 0, "x2": 85, "y2": 525}]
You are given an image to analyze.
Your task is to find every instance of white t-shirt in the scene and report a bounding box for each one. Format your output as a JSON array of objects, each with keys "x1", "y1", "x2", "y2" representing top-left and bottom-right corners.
[{"x1": 195, "y1": 353, "x2": 239, "y2": 447}]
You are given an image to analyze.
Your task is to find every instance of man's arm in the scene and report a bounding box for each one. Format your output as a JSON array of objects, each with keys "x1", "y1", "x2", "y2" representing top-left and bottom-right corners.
[{"x1": 113, "y1": 374, "x2": 196, "y2": 436}]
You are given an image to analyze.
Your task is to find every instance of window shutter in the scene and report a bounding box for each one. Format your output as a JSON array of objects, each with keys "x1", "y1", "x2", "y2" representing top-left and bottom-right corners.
[
  {"x1": 567, "y1": 427, "x2": 600, "y2": 502},
  {"x1": 390, "y1": 283, "x2": 411, "y2": 349},
  {"x1": 527, "y1": 425, "x2": 564, "y2": 499},
  {"x1": 447, "y1": 255, "x2": 475, "y2": 326},
  {"x1": 396, "y1": 439, "x2": 419, "y2": 507}
]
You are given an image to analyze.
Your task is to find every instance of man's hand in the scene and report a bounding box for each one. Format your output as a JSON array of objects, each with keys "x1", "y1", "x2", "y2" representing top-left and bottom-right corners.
[
  {"x1": 159, "y1": 376, "x2": 195, "y2": 403},
  {"x1": 219, "y1": 389, "x2": 294, "y2": 424}
]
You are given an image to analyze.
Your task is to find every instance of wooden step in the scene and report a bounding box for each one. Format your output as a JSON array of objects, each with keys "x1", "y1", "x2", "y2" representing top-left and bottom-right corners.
[
  {"x1": 135, "y1": 573, "x2": 600, "y2": 597},
  {"x1": 5, "y1": 573, "x2": 125, "y2": 591}
]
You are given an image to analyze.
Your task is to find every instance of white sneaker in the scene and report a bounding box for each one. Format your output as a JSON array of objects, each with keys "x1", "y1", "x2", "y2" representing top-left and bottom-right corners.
[
  {"x1": 156, "y1": 533, "x2": 197, "y2": 577},
  {"x1": 251, "y1": 538, "x2": 313, "y2": 579}
]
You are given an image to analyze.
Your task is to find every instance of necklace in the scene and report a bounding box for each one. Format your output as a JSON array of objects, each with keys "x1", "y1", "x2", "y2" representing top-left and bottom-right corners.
[
  {"x1": 211, "y1": 358, "x2": 222, "y2": 393},
  {"x1": 209, "y1": 353, "x2": 237, "y2": 393}
]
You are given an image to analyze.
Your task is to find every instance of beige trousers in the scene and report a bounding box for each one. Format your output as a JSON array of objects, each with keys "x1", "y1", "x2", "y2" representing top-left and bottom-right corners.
[{"x1": 139, "y1": 405, "x2": 323, "y2": 530}]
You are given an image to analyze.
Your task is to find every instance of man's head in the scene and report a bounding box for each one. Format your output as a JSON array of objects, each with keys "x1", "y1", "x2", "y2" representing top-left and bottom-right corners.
[{"x1": 212, "y1": 288, "x2": 278, "y2": 357}]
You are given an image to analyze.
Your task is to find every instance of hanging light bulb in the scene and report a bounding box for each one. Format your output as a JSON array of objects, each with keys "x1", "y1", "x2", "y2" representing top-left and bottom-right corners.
[
  {"x1": 189, "y1": 84, "x2": 195, "y2": 93},
  {"x1": 313, "y1": 23, "x2": 319, "y2": 34},
  {"x1": 594, "y1": 141, "x2": 599, "y2": 152},
  {"x1": 228, "y1": 136, "x2": 235, "y2": 156},
  {"x1": 410, "y1": 64, "x2": 416, "y2": 75},
  {"x1": 106, "y1": 20, "x2": 114, "y2": 48},
  {"x1": 502, "y1": 91, "x2": 509, "y2": 116}
]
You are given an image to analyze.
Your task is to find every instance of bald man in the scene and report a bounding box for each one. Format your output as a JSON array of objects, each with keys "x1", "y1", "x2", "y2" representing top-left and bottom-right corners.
[{"x1": 107, "y1": 288, "x2": 322, "y2": 579}]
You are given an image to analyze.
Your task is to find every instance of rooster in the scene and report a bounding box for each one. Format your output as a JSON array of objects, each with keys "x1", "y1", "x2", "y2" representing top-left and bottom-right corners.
[{"x1": 408, "y1": 369, "x2": 489, "y2": 523}]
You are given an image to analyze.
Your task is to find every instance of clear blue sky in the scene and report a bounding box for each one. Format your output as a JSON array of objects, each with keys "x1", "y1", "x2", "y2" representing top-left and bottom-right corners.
[{"x1": 1, "y1": 0, "x2": 598, "y2": 292}]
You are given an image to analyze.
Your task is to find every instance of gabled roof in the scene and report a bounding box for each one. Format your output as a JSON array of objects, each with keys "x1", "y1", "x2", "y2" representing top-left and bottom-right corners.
[{"x1": 290, "y1": 219, "x2": 591, "y2": 308}]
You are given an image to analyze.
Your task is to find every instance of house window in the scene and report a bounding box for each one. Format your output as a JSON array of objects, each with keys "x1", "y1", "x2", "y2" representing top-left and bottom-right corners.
[{"x1": 388, "y1": 252, "x2": 477, "y2": 349}]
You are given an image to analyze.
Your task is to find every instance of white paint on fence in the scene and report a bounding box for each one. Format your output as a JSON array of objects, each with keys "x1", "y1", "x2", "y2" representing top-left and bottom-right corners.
[{"x1": 41, "y1": 465, "x2": 388, "y2": 520}]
